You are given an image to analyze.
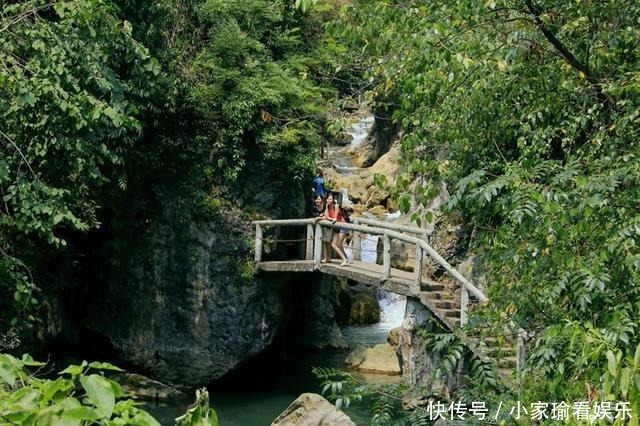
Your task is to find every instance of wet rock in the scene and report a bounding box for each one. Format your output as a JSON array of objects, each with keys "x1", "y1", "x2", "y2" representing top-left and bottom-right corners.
[
  {"x1": 349, "y1": 292, "x2": 380, "y2": 325},
  {"x1": 367, "y1": 205, "x2": 387, "y2": 219},
  {"x1": 86, "y1": 205, "x2": 284, "y2": 387},
  {"x1": 365, "y1": 187, "x2": 390, "y2": 208},
  {"x1": 333, "y1": 131, "x2": 353, "y2": 146},
  {"x1": 347, "y1": 344, "x2": 401, "y2": 375},
  {"x1": 112, "y1": 372, "x2": 186, "y2": 402},
  {"x1": 345, "y1": 346, "x2": 367, "y2": 368},
  {"x1": 271, "y1": 393, "x2": 356, "y2": 426},
  {"x1": 398, "y1": 298, "x2": 462, "y2": 389},
  {"x1": 289, "y1": 274, "x2": 348, "y2": 350},
  {"x1": 387, "y1": 327, "x2": 401, "y2": 347}
]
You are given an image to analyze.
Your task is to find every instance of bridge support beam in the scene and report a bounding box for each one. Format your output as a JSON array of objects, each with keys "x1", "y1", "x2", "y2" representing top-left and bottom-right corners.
[
  {"x1": 460, "y1": 286, "x2": 469, "y2": 325},
  {"x1": 382, "y1": 234, "x2": 391, "y2": 280},
  {"x1": 313, "y1": 222, "x2": 322, "y2": 266},
  {"x1": 306, "y1": 224, "x2": 314, "y2": 260},
  {"x1": 413, "y1": 244, "x2": 423, "y2": 293},
  {"x1": 255, "y1": 224, "x2": 263, "y2": 263},
  {"x1": 352, "y1": 231, "x2": 361, "y2": 261}
]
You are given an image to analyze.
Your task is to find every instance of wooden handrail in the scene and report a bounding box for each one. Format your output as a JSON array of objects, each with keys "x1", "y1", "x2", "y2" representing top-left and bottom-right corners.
[
  {"x1": 352, "y1": 217, "x2": 430, "y2": 238},
  {"x1": 251, "y1": 218, "x2": 525, "y2": 372},
  {"x1": 251, "y1": 218, "x2": 488, "y2": 303}
]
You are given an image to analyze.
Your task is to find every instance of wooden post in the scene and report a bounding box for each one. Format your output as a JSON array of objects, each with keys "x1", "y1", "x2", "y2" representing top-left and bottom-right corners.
[
  {"x1": 460, "y1": 285, "x2": 469, "y2": 326},
  {"x1": 255, "y1": 224, "x2": 263, "y2": 263},
  {"x1": 306, "y1": 224, "x2": 314, "y2": 260},
  {"x1": 352, "y1": 232, "x2": 361, "y2": 261},
  {"x1": 313, "y1": 222, "x2": 322, "y2": 267},
  {"x1": 382, "y1": 234, "x2": 391, "y2": 280},
  {"x1": 517, "y1": 330, "x2": 526, "y2": 372},
  {"x1": 412, "y1": 244, "x2": 422, "y2": 294},
  {"x1": 351, "y1": 219, "x2": 361, "y2": 262}
]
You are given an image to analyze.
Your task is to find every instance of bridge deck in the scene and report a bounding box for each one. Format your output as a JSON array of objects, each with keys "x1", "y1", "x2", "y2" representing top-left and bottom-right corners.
[
  {"x1": 257, "y1": 259, "x2": 416, "y2": 294},
  {"x1": 257, "y1": 259, "x2": 461, "y2": 328}
]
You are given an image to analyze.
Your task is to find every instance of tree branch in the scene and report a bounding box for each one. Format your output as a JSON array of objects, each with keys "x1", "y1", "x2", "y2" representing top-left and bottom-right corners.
[{"x1": 523, "y1": 0, "x2": 615, "y2": 107}]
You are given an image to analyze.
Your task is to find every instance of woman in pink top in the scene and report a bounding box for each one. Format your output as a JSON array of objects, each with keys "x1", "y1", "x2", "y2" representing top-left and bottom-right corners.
[{"x1": 322, "y1": 193, "x2": 350, "y2": 266}]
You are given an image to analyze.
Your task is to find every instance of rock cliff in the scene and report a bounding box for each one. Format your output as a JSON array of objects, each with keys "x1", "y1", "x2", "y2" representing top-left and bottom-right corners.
[{"x1": 86, "y1": 206, "x2": 283, "y2": 386}]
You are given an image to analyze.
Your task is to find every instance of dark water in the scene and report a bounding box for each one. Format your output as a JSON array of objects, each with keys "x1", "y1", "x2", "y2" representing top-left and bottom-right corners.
[{"x1": 143, "y1": 322, "x2": 399, "y2": 426}]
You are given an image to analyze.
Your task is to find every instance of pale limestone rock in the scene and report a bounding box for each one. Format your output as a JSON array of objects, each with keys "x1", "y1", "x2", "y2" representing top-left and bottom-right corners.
[
  {"x1": 349, "y1": 343, "x2": 401, "y2": 375},
  {"x1": 387, "y1": 327, "x2": 402, "y2": 348},
  {"x1": 345, "y1": 346, "x2": 367, "y2": 368},
  {"x1": 271, "y1": 393, "x2": 356, "y2": 426}
]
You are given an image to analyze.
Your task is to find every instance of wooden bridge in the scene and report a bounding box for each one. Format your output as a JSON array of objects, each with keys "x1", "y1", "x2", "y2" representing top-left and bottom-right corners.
[
  {"x1": 253, "y1": 217, "x2": 487, "y2": 330},
  {"x1": 252, "y1": 216, "x2": 525, "y2": 378}
]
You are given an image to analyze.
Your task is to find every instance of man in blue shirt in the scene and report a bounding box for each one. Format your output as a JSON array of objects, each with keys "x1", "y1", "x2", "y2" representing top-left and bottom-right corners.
[{"x1": 312, "y1": 169, "x2": 327, "y2": 199}]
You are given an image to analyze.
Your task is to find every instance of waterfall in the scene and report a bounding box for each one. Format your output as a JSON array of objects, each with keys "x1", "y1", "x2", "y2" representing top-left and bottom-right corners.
[
  {"x1": 347, "y1": 115, "x2": 374, "y2": 148},
  {"x1": 345, "y1": 234, "x2": 406, "y2": 330},
  {"x1": 378, "y1": 290, "x2": 407, "y2": 328}
]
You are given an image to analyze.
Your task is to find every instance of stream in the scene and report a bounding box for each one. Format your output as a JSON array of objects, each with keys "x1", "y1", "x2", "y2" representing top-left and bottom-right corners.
[
  {"x1": 145, "y1": 114, "x2": 406, "y2": 426},
  {"x1": 144, "y1": 291, "x2": 406, "y2": 426}
]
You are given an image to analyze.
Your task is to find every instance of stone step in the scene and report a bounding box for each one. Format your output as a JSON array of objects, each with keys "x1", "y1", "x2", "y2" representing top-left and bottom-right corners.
[
  {"x1": 482, "y1": 337, "x2": 506, "y2": 347},
  {"x1": 433, "y1": 299, "x2": 461, "y2": 310},
  {"x1": 496, "y1": 356, "x2": 518, "y2": 369},
  {"x1": 420, "y1": 291, "x2": 460, "y2": 301},
  {"x1": 421, "y1": 281, "x2": 447, "y2": 292},
  {"x1": 443, "y1": 309, "x2": 460, "y2": 319},
  {"x1": 484, "y1": 346, "x2": 516, "y2": 356},
  {"x1": 496, "y1": 368, "x2": 514, "y2": 381}
]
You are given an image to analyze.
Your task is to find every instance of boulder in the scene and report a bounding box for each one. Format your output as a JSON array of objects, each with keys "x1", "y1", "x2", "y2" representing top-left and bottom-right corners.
[
  {"x1": 347, "y1": 343, "x2": 401, "y2": 375},
  {"x1": 271, "y1": 393, "x2": 356, "y2": 426},
  {"x1": 367, "y1": 205, "x2": 387, "y2": 219},
  {"x1": 387, "y1": 327, "x2": 402, "y2": 348},
  {"x1": 365, "y1": 186, "x2": 390, "y2": 208},
  {"x1": 334, "y1": 131, "x2": 353, "y2": 146},
  {"x1": 289, "y1": 274, "x2": 348, "y2": 350},
  {"x1": 344, "y1": 346, "x2": 367, "y2": 369}
]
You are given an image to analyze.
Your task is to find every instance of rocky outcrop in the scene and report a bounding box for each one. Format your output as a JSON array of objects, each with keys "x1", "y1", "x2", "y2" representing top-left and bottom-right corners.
[
  {"x1": 271, "y1": 393, "x2": 356, "y2": 426},
  {"x1": 345, "y1": 343, "x2": 401, "y2": 375},
  {"x1": 86, "y1": 206, "x2": 284, "y2": 387},
  {"x1": 398, "y1": 298, "x2": 462, "y2": 389},
  {"x1": 348, "y1": 292, "x2": 379, "y2": 325},
  {"x1": 288, "y1": 274, "x2": 348, "y2": 350},
  {"x1": 111, "y1": 372, "x2": 186, "y2": 402}
]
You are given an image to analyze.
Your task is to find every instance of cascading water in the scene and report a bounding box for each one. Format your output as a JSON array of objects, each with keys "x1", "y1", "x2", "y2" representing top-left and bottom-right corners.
[{"x1": 328, "y1": 115, "x2": 374, "y2": 176}]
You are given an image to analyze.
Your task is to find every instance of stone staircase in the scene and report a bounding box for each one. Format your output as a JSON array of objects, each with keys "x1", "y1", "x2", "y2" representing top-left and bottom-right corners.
[{"x1": 415, "y1": 277, "x2": 520, "y2": 382}]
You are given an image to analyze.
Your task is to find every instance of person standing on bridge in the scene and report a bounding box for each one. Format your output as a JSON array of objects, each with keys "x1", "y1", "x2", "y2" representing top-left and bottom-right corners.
[
  {"x1": 320, "y1": 192, "x2": 350, "y2": 267},
  {"x1": 311, "y1": 194, "x2": 331, "y2": 263},
  {"x1": 311, "y1": 169, "x2": 327, "y2": 200}
]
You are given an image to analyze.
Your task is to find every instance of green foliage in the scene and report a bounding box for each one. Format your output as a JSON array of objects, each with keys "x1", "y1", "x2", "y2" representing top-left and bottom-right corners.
[
  {"x1": 0, "y1": 353, "x2": 217, "y2": 426},
  {"x1": 0, "y1": 0, "x2": 162, "y2": 333},
  {"x1": 332, "y1": 0, "x2": 640, "y2": 416},
  {"x1": 175, "y1": 388, "x2": 218, "y2": 426},
  {"x1": 184, "y1": 0, "x2": 337, "y2": 183}
]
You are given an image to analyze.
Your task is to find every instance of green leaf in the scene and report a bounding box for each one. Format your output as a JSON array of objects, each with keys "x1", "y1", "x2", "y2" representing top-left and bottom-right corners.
[
  {"x1": 80, "y1": 374, "x2": 115, "y2": 418},
  {"x1": 59, "y1": 362, "x2": 87, "y2": 377},
  {"x1": 62, "y1": 407, "x2": 100, "y2": 421},
  {"x1": 606, "y1": 350, "x2": 617, "y2": 376},
  {"x1": 88, "y1": 361, "x2": 123, "y2": 372},
  {"x1": 0, "y1": 365, "x2": 16, "y2": 386}
]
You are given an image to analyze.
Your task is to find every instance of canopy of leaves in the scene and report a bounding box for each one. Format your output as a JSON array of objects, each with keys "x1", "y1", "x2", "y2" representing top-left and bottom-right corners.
[
  {"x1": 0, "y1": 0, "x2": 161, "y2": 332},
  {"x1": 331, "y1": 0, "x2": 640, "y2": 412}
]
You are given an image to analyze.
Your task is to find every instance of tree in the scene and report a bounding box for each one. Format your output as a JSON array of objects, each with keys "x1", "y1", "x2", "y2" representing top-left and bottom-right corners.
[
  {"x1": 0, "y1": 0, "x2": 161, "y2": 335},
  {"x1": 331, "y1": 0, "x2": 640, "y2": 412}
]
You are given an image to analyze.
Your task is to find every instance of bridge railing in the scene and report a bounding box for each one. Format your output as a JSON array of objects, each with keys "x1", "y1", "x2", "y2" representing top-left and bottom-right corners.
[{"x1": 252, "y1": 218, "x2": 487, "y2": 325}]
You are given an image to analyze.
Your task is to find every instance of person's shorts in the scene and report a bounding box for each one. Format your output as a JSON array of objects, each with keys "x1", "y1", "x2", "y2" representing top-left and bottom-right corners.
[{"x1": 339, "y1": 228, "x2": 349, "y2": 234}]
